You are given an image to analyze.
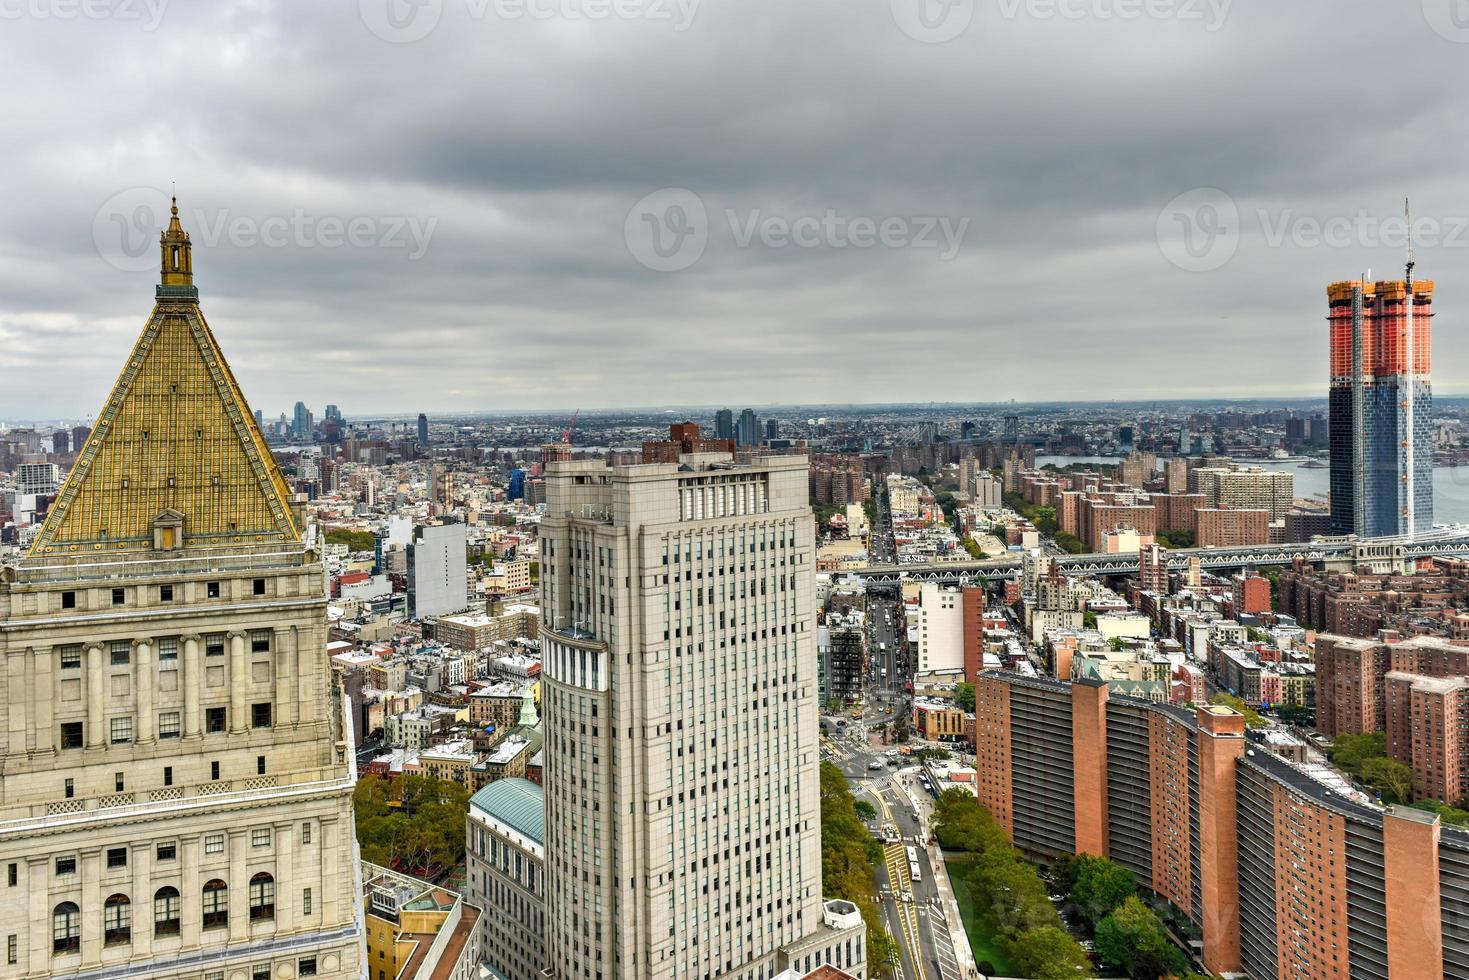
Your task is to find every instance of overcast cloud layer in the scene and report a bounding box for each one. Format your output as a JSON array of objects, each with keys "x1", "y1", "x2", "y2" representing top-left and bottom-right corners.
[{"x1": 1, "y1": 0, "x2": 1467, "y2": 419}]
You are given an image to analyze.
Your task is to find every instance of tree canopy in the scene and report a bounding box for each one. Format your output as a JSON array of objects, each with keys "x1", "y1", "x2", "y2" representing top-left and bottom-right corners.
[{"x1": 353, "y1": 774, "x2": 470, "y2": 877}]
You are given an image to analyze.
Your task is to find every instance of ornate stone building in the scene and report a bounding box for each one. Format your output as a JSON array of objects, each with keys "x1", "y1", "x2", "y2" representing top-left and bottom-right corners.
[{"x1": 0, "y1": 202, "x2": 361, "y2": 978}]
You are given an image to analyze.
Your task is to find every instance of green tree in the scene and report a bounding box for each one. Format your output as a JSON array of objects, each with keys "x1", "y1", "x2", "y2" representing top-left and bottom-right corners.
[
  {"x1": 1006, "y1": 925, "x2": 1096, "y2": 979},
  {"x1": 931, "y1": 789, "x2": 1008, "y2": 855},
  {"x1": 1094, "y1": 896, "x2": 1187, "y2": 980},
  {"x1": 954, "y1": 682, "x2": 976, "y2": 713},
  {"x1": 818, "y1": 762, "x2": 897, "y2": 976},
  {"x1": 325, "y1": 527, "x2": 376, "y2": 552},
  {"x1": 1066, "y1": 855, "x2": 1137, "y2": 929},
  {"x1": 1208, "y1": 693, "x2": 1265, "y2": 729},
  {"x1": 854, "y1": 800, "x2": 877, "y2": 822},
  {"x1": 1361, "y1": 756, "x2": 1416, "y2": 803},
  {"x1": 969, "y1": 847, "x2": 1057, "y2": 938},
  {"x1": 1330, "y1": 731, "x2": 1388, "y2": 777}
]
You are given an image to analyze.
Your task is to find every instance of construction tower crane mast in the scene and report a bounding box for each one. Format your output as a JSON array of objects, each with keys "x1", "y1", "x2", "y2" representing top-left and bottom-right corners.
[{"x1": 561, "y1": 408, "x2": 580, "y2": 445}]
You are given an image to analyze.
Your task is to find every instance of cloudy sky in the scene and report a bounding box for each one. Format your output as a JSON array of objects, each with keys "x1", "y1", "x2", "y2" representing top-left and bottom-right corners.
[{"x1": 1, "y1": 0, "x2": 1467, "y2": 420}]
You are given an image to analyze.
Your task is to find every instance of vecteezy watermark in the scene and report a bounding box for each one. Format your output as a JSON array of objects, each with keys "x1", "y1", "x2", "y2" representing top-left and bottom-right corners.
[
  {"x1": 890, "y1": 0, "x2": 975, "y2": 43},
  {"x1": 1156, "y1": 188, "x2": 1239, "y2": 273},
  {"x1": 358, "y1": 0, "x2": 698, "y2": 43},
  {"x1": 623, "y1": 188, "x2": 969, "y2": 273},
  {"x1": 891, "y1": 0, "x2": 1229, "y2": 42},
  {"x1": 1422, "y1": 0, "x2": 1469, "y2": 42},
  {"x1": 1157, "y1": 189, "x2": 1469, "y2": 273},
  {"x1": 92, "y1": 187, "x2": 439, "y2": 273},
  {"x1": 0, "y1": 0, "x2": 168, "y2": 29}
]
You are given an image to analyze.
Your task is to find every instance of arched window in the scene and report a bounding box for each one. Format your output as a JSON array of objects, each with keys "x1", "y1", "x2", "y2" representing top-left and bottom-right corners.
[
  {"x1": 202, "y1": 880, "x2": 228, "y2": 930},
  {"x1": 248, "y1": 872, "x2": 275, "y2": 921},
  {"x1": 103, "y1": 894, "x2": 131, "y2": 946},
  {"x1": 51, "y1": 902, "x2": 80, "y2": 954},
  {"x1": 154, "y1": 886, "x2": 181, "y2": 936}
]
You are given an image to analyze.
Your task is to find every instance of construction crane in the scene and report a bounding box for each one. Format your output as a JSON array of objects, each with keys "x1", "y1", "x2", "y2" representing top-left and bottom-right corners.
[{"x1": 561, "y1": 408, "x2": 580, "y2": 446}]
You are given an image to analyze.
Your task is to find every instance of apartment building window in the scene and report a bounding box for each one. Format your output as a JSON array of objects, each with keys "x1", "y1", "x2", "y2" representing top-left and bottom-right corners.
[
  {"x1": 110, "y1": 641, "x2": 131, "y2": 666},
  {"x1": 211, "y1": 761, "x2": 220, "y2": 781},
  {"x1": 114, "y1": 772, "x2": 125, "y2": 793},
  {"x1": 6, "y1": 934, "x2": 15, "y2": 965},
  {"x1": 252, "y1": 965, "x2": 270, "y2": 980},
  {"x1": 61, "y1": 591, "x2": 75, "y2": 609},
  {"x1": 204, "y1": 834, "x2": 225, "y2": 856},
  {"x1": 157, "y1": 637, "x2": 178, "y2": 667},
  {"x1": 159, "y1": 584, "x2": 174, "y2": 602},
  {"x1": 206, "y1": 707, "x2": 226, "y2": 733},
  {"x1": 64, "y1": 778, "x2": 74, "y2": 799},
  {"x1": 257, "y1": 755, "x2": 267, "y2": 775},
  {"x1": 159, "y1": 712, "x2": 181, "y2": 739},
  {"x1": 60, "y1": 722, "x2": 83, "y2": 749},
  {"x1": 106, "y1": 847, "x2": 127, "y2": 870},
  {"x1": 298, "y1": 956, "x2": 318, "y2": 977},
  {"x1": 205, "y1": 634, "x2": 225, "y2": 657},
  {"x1": 251, "y1": 703, "x2": 272, "y2": 729},
  {"x1": 302, "y1": 823, "x2": 312, "y2": 845},
  {"x1": 110, "y1": 717, "x2": 133, "y2": 744},
  {"x1": 206, "y1": 582, "x2": 221, "y2": 599},
  {"x1": 156, "y1": 842, "x2": 176, "y2": 861},
  {"x1": 111, "y1": 588, "x2": 125, "y2": 606},
  {"x1": 54, "y1": 856, "x2": 75, "y2": 876},
  {"x1": 59, "y1": 645, "x2": 81, "y2": 670},
  {"x1": 302, "y1": 888, "x2": 312, "y2": 915},
  {"x1": 249, "y1": 630, "x2": 271, "y2": 654},
  {"x1": 253, "y1": 578, "x2": 266, "y2": 596},
  {"x1": 163, "y1": 766, "x2": 173, "y2": 787},
  {"x1": 251, "y1": 828, "x2": 271, "y2": 848}
]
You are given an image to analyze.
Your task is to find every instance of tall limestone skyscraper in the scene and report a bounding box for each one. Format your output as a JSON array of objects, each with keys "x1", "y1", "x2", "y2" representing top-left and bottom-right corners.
[
  {"x1": 0, "y1": 202, "x2": 361, "y2": 978},
  {"x1": 537, "y1": 451, "x2": 866, "y2": 980}
]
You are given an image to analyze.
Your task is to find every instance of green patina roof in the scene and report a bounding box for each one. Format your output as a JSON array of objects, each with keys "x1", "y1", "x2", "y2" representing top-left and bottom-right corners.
[{"x1": 470, "y1": 777, "x2": 544, "y2": 846}]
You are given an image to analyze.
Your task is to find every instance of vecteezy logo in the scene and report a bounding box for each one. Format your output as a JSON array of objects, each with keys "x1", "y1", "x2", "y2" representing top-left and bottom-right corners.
[
  {"x1": 359, "y1": 0, "x2": 443, "y2": 43},
  {"x1": 624, "y1": 188, "x2": 709, "y2": 272},
  {"x1": 890, "y1": 0, "x2": 974, "y2": 43},
  {"x1": 1423, "y1": 0, "x2": 1469, "y2": 42},
  {"x1": 94, "y1": 186, "x2": 173, "y2": 274},
  {"x1": 1156, "y1": 187, "x2": 1239, "y2": 273}
]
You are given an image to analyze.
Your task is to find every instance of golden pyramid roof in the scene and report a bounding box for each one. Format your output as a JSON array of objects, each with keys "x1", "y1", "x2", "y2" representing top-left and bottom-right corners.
[{"x1": 27, "y1": 200, "x2": 299, "y2": 557}]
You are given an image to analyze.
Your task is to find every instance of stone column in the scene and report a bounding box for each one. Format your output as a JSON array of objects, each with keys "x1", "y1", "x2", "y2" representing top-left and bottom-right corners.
[
  {"x1": 6, "y1": 653, "x2": 24, "y2": 757},
  {"x1": 180, "y1": 836, "x2": 202, "y2": 950},
  {"x1": 275, "y1": 822, "x2": 295, "y2": 932},
  {"x1": 26, "y1": 857, "x2": 47, "y2": 968},
  {"x1": 228, "y1": 632, "x2": 247, "y2": 734},
  {"x1": 274, "y1": 627, "x2": 294, "y2": 729},
  {"x1": 131, "y1": 842, "x2": 153, "y2": 958},
  {"x1": 86, "y1": 644, "x2": 105, "y2": 749},
  {"x1": 34, "y1": 646, "x2": 55, "y2": 754},
  {"x1": 135, "y1": 639, "x2": 154, "y2": 745},
  {"x1": 228, "y1": 830, "x2": 248, "y2": 941},
  {"x1": 80, "y1": 849, "x2": 102, "y2": 968},
  {"x1": 182, "y1": 635, "x2": 202, "y2": 739},
  {"x1": 22, "y1": 648, "x2": 36, "y2": 754}
]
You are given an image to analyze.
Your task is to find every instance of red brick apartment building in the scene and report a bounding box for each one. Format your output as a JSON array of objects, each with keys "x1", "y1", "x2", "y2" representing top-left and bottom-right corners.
[
  {"x1": 1319, "y1": 633, "x2": 1469, "y2": 802},
  {"x1": 973, "y1": 671, "x2": 1463, "y2": 978}
]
